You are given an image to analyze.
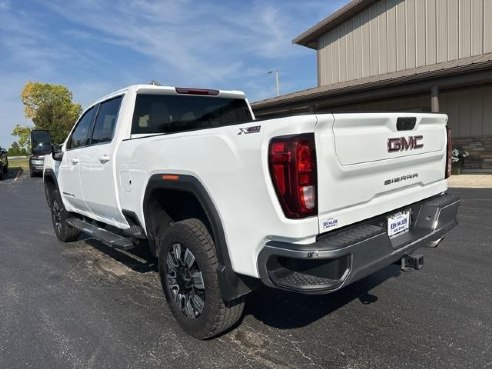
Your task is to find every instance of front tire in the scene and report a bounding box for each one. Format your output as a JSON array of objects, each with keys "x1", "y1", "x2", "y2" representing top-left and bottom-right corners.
[
  {"x1": 158, "y1": 218, "x2": 244, "y2": 339},
  {"x1": 50, "y1": 190, "x2": 80, "y2": 242}
]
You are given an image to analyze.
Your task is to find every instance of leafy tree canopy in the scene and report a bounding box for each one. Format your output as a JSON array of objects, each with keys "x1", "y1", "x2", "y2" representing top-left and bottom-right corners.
[
  {"x1": 11, "y1": 124, "x2": 32, "y2": 153},
  {"x1": 21, "y1": 82, "x2": 82, "y2": 144},
  {"x1": 8, "y1": 141, "x2": 29, "y2": 156}
]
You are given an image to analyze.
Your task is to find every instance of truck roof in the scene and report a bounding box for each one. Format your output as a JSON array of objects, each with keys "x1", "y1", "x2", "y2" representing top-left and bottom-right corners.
[{"x1": 96, "y1": 84, "x2": 247, "y2": 105}]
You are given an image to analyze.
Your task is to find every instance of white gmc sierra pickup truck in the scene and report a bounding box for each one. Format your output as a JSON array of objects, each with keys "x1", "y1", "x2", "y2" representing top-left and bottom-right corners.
[{"x1": 43, "y1": 84, "x2": 459, "y2": 338}]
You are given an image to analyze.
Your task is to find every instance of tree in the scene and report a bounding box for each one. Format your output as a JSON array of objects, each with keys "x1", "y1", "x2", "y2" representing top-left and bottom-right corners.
[
  {"x1": 7, "y1": 141, "x2": 29, "y2": 156},
  {"x1": 21, "y1": 82, "x2": 82, "y2": 144},
  {"x1": 11, "y1": 124, "x2": 32, "y2": 153}
]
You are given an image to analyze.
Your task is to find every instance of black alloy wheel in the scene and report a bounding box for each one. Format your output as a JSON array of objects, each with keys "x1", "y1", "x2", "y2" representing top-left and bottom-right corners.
[
  {"x1": 158, "y1": 218, "x2": 244, "y2": 339},
  {"x1": 166, "y1": 242, "x2": 206, "y2": 318}
]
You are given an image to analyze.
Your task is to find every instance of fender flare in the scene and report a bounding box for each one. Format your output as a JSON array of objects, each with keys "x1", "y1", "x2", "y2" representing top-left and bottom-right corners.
[
  {"x1": 143, "y1": 174, "x2": 257, "y2": 300},
  {"x1": 43, "y1": 168, "x2": 59, "y2": 206}
]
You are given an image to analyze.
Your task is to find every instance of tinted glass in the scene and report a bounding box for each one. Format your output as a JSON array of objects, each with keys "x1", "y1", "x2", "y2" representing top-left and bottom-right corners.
[
  {"x1": 131, "y1": 94, "x2": 253, "y2": 134},
  {"x1": 91, "y1": 96, "x2": 123, "y2": 145},
  {"x1": 68, "y1": 108, "x2": 95, "y2": 149},
  {"x1": 31, "y1": 130, "x2": 52, "y2": 155}
]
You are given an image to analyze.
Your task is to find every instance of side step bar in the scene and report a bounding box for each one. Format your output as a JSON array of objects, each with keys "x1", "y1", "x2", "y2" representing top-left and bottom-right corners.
[{"x1": 66, "y1": 217, "x2": 135, "y2": 250}]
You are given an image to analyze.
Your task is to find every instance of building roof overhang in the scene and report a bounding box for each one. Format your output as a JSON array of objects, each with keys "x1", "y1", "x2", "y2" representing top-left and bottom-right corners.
[
  {"x1": 292, "y1": 0, "x2": 377, "y2": 49},
  {"x1": 252, "y1": 53, "x2": 492, "y2": 116}
]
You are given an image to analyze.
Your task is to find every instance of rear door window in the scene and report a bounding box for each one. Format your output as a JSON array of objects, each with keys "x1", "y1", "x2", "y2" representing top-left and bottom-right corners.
[
  {"x1": 68, "y1": 107, "x2": 95, "y2": 150},
  {"x1": 91, "y1": 96, "x2": 123, "y2": 145}
]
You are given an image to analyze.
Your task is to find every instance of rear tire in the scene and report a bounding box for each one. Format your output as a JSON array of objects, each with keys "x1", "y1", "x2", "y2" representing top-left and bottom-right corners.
[
  {"x1": 0, "y1": 164, "x2": 3, "y2": 180},
  {"x1": 50, "y1": 189, "x2": 80, "y2": 242},
  {"x1": 158, "y1": 218, "x2": 244, "y2": 339}
]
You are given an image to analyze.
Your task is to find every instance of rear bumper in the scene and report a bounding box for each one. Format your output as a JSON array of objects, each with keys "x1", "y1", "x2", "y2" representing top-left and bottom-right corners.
[
  {"x1": 30, "y1": 158, "x2": 45, "y2": 172},
  {"x1": 257, "y1": 193, "x2": 460, "y2": 294},
  {"x1": 30, "y1": 165, "x2": 44, "y2": 172}
]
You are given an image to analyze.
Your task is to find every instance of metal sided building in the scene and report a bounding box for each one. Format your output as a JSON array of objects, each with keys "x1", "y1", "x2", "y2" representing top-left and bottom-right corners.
[{"x1": 252, "y1": 0, "x2": 492, "y2": 172}]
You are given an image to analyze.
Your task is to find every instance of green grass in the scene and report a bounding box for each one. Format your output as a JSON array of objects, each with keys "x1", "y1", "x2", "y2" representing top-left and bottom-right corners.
[{"x1": 8, "y1": 157, "x2": 29, "y2": 170}]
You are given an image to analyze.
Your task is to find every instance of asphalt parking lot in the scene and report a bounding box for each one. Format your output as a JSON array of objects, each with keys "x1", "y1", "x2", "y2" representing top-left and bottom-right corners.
[{"x1": 1, "y1": 169, "x2": 491, "y2": 369}]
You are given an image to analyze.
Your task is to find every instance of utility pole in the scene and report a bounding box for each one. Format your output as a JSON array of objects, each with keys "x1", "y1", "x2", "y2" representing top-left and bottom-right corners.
[{"x1": 267, "y1": 70, "x2": 280, "y2": 97}]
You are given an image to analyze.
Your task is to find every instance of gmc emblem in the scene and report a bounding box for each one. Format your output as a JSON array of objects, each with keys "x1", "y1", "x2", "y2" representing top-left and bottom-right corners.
[{"x1": 387, "y1": 136, "x2": 424, "y2": 152}]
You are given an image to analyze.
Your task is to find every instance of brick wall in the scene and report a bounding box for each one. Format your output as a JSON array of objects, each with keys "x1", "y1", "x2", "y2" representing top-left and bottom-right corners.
[{"x1": 453, "y1": 137, "x2": 492, "y2": 172}]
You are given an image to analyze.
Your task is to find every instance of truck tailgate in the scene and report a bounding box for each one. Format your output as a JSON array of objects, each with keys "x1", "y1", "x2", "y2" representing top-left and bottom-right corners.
[{"x1": 315, "y1": 113, "x2": 449, "y2": 233}]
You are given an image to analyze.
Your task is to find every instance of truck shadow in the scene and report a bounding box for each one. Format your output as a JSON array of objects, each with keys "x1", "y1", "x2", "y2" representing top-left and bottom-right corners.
[
  {"x1": 81, "y1": 236, "x2": 402, "y2": 330},
  {"x1": 83, "y1": 238, "x2": 158, "y2": 274},
  {"x1": 244, "y1": 265, "x2": 401, "y2": 330}
]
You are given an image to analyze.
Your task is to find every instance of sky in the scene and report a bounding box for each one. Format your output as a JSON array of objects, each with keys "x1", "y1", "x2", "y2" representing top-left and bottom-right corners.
[{"x1": 0, "y1": 0, "x2": 349, "y2": 148}]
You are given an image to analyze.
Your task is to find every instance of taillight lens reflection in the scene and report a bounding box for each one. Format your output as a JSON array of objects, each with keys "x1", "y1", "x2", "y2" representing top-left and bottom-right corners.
[{"x1": 268, "y1": 134, "x2": 317, "y2": 218}]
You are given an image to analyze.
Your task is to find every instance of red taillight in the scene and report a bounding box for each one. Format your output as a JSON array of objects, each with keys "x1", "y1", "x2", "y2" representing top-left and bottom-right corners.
[
  {"x1": 445, "y1": 127, "x2": 452, "y2": 178},
  {"x1": 268, "y1": 134, "x2": 317, "y2": 219}
]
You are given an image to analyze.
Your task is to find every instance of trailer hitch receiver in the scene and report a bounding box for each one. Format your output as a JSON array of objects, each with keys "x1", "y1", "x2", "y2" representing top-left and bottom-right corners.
[{"x1": 401, "y1": 253, "x2": 424, "y2": 271}]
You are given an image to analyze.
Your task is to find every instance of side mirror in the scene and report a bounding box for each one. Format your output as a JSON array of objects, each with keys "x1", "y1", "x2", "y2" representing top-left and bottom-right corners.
[
  {"x1": 31, "y1": 129, "x2": 52, "y2": 155},
  {"x1": 52, "y1": 145, "x2": 64, "y2": 161}
]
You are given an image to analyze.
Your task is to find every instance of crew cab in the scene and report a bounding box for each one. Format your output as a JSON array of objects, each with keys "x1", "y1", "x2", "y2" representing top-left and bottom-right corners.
[{"x1": 43, "y1": 85, "x2": 459, "y2": 338}]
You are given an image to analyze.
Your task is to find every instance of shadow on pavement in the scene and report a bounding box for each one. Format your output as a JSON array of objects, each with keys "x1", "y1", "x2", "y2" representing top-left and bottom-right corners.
[
  {"x1": 84, "y1": 238, "x2": 158, "y2": 274},
  {"x1": 0, "y1": 167, "x2": 23, "y2": 181},
  {"x1": 83, "y1": 232, "x2": 402, "y2": 330},
  {"x1": 244, "y1": 265, "x2": 401, "y2": 330}
]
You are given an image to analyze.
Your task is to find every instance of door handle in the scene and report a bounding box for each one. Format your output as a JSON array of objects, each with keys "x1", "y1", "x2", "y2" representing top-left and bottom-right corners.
[
  {"x1": 72, "y1": 158, "x2": 79, "y2": 165},
  {"x1": 99, "y1": 155, "x2": 110, "y2": 164}
]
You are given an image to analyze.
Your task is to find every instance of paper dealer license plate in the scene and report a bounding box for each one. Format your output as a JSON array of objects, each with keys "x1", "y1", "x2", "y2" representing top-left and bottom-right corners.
[{"x1": 387, "y1": 211, "x2": 410, "y2": 238}]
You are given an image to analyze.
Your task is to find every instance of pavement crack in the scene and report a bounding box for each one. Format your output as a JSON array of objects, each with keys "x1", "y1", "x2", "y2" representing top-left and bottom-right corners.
[{"x1": 217, "y1": 338, "x2": 258, "y2": 369}]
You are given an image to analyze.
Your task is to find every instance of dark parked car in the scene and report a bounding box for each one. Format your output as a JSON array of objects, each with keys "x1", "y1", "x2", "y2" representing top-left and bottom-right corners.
[
  {"x1": 0, "y1": 146, "x2": 8, "y2": 180},
  {"x1": 30, "y1": 130, "x2": 52, "y2": 177}
]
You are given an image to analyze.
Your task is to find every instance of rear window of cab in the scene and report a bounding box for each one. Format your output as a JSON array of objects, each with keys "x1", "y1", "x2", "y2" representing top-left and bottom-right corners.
[{"x1": 131, "y1": 94, "x2": 253, "y2": 135}]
